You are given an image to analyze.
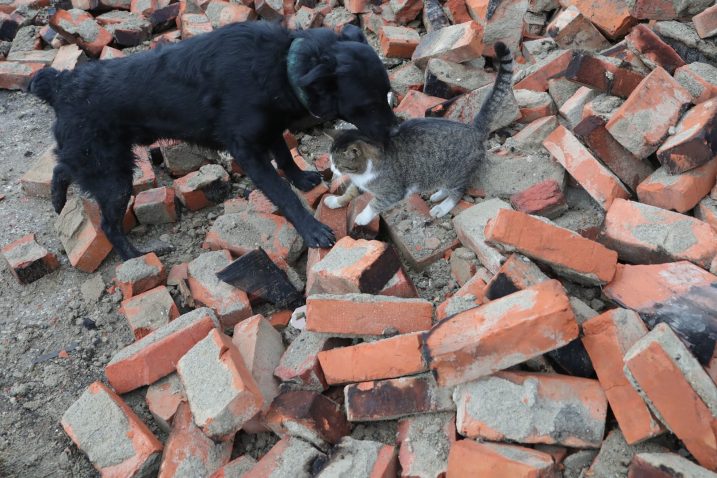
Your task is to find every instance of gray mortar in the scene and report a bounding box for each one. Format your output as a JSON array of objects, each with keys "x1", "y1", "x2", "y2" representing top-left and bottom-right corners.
[
  {"x1": 426, "y1": 58, "x2": 496, "y2": 92},
  {"x1": 116, "y1": 255, "x2": 160, "y2": 284},
  {"x1": 587, "y1": 429, "x2": 669, "y2": 478},
  {"x1": 633, "y1": 452, "x2": 717, "y2": 477},
  {"x1": 271, "y1": 437, "x2": 324, "y2": 478},
  {"x1": 2, "y1": 238, "x2": 45, "y2": 264},
  {"x1": 310, "y1": 293, "x2": 430, "y2": 305},
  {"x1": 677, "y1": 62, "x2": 717, "y2": 100},
  {"x1": 548, "y1": 78, "x2": 583, "y2": 108},
  {"x1": 62, "y1": 387, "x2": 137, "y2": 469},
  {"x1": 398, "y1": 412, "x2": 453, "y2": 477},
  {"x1": 453, "y1": 374, "x2": 604, "y2": 447},
  {"x1": 655, "y1": 21, "x2": 717, "y2": 63},
  {"x1": 222, "y1": 455, "x2": 257, "y2": 476},
  {"x1": 186, "y1": 164, "x2": 228, "y2": 189},
  {"x1": 124, "y1": 288, "x2": 174, "y2": 331},
  {"x1": 470, "y1": 150, "x2": 566, "y2": 199},
  {"x1": 563, "y1": 450, "x2": 598, "y2": 478},
  {"x1": 632, "y1": 219, "x2": 699, "y2": 256},
  {"x1": 568, "y1": 297, "x2": 598, "y2": 327},
  {"x1": 312, "y1": 245, "x2": 369, "y2": 274},
  {"x1": 515, "y1": 89, "x2": 554, "y2": 109},
  {"x1": 210, "y1": 213, "x2": 304, "y2": 263},
  {"x1": 487, "y1": 442, "x2": 553, "y2": 468},
  {"x1": 643, "y1": 166, "x2": 682, "y2": 187},
  {"x1": 54, "y1": 196, "x2": 86, "y2": 253},
  {"x1": 108, "y1": 307, "x2": 218, "y2": 364},
  {"x1": 350, "y1": 421, "x2": 399, "y2": 445},
  {"x1": 443, "y1": 294, "x2": 480, "y2": 317},
  {"x1": 9, "y1": 26, "x2": 41, "y2": 55},
  {"x1": 588, "y1": 94, "x2": 624, "y2": 121},
  {"x1": 318, "y1": 437, "x2": 384, "y2": 478},
  {"x1": 276, "y1": 330, "x2": 332, "y2": 371}
]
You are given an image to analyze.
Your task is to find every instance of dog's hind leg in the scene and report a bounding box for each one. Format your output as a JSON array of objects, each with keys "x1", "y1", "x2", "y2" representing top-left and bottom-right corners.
[
  {"x1": 270, "y1": 135, "x2": 322, "y2": 192},
  {"x1": 51, "y1": 163, "x2": 72, "y2": 214}
]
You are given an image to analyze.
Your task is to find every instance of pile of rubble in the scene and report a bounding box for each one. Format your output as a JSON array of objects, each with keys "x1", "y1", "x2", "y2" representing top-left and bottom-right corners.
[{"x1": 3, "y1": 0, "x2": 717, "y2": 476}]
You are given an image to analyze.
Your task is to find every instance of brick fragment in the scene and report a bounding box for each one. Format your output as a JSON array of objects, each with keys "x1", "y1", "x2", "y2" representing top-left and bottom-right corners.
[
  {"x1": 465, "y1": 0, "x2": 528, "y2": 56},
  {"x1": 145, "y1": 373, "x2": 185, "y2": 432},
  {"x1": 54, "y1": 196, "x2": 112, "y2": 273},
  {"x1": 120, "y1": 286, "x2": 179, "y2": 340},
  {"x1": 445, "y1": 82, "x2": 520, "y2": 131},
  {"x1": 657, "y1": 99, "x2": 717, "y2": 174},
  {"x1": 243, "y1": 437, "x2": 324, "y2": 478},
  {"x1": 188, "y1": 250, "x2": 252, "y2": 328},
  {"x1": 515, "y1": 89, "x2": 557, "y2": 123},
  {"x1": 452, "y1": 198, "x2": 511, "y2": 274},
  {"x1": 160, "y1": 142, "x2": 209, "y2": 177},
  {"x1": 205, "y1": 1, "x2": 256, "y2": 28},
  {"x1": 558, "y1": 86, "x2": 598, "y2": 129},
  {"x1": 629, "y1": 452, "x2": 717, "y2": 478},
  {"x1": 543, "y1": 125, "x2": 629, "y2": 210},
  {"x1": 50, "y1": 9, "x2": 112, "y2": 57},
  {"x1": 274, "y1": 330, "x2": 349, "y2": 392},
  {"x1": 695, "y1": 4, "x2": 717, "y2": 39},
  {"x1": 115, "y1": 252, "x2": 166, "y2": 299},
  {"x1": 345, "y1": 373, "x2": 455, "y2": 421},
  {"x1": 411, "y1": 21, "x2": 484, "y2": 68},
  {"x1": 510, "y1": 179, "x2": 567, "y2": 219},
  {"x1": 625, "y1": 24, "x2": 684, "y2": 74},
  {"x1": 317, "y1": 437, "x2": 397, "y2": 477},
  {"x1": 483, "y1": 253, "x2": 547, "y2": 300},
  {"x1": 388, "y1": 62, "x2": 424, "y2": 101},
  {"x1": 547, "y1": 5, "x2": 608, "y2": 51},
  {"x1": 0, "y1": 60, "x2": 43, "y2": 90},
  {"x1": 397, "y1": 412, "x2": 455, "y2": 478},
  {"x1": 180, "y1": 12, "x2": 212, "y2": 39},
  {"x1": 436, "y1": 272, "x2": 486, "y2": 320},
  {"x1": 582, "y1": 309, "x2": 664, "y2": 444},
  {"x1": 450, "y1": 247, "x2": 478, "y2": 286},
  {"x1": 606, "y1": 67, "x2": 692, "y2": 159},
  {"x1": 1, "y1": 234, "x2": 59, "y2": 284},
  {"x1": 394, "y1": 89, "x2": 444, "y2": 119},
  {"x1": 637, "y1": 160, "x2": 717, "y2": 213},
  {"x1": 563, "y1": 0, "x2": 637, "y2": 39},
  {"x1": 425, "y1": 280, "x2": 578, "y2": 387},
  {"x1": 379, "y1": 25, "x2": 419, "y2": 59},
  {"x1": 291, "y1": 6, "x2": 323, "y2": 29},
  {"x1": 307, "y1": 236, "x2": 400, "y2": 295},
  {"x1": 6, "y1": 49, "x2": 57, "y2": 65},
  {"x1": 306, "y1": 293, "x2": 433, "y2": 337},
  {"x1": 624, "y1": 323, "x2": 717, "y2": 470},
  {"x1": 696, "y1": 197, "x2": 717, "y2": 231},
  {"x1": 134, "y1": 187, "x2": 177, "y2": 225},
  {"x1": 424, "y1": 57, "x2": 495, "y2": 99},
  {"x1": 158, "y1": 402, "x2": 232, "y2": 478},
  {"x1": 210, "y1": 456, "x2": 257, "y2": 478},
  {"x1": 177, "y1": 328, "x2": 263, "y2": 440},
  {"x1": 601, "y1": 199, "x2": 717, "y2": 269},
  {"x1": 390, "y1": 0, "x2": 421, "y2": 23},
  {"x1": 62, "y1": 382, "x2": 163, "y2": 477},
  {"x1": 174, "y1": 164, "x2": 230, "y2": 211},
  {"x1": 265, "y1": 390, "x2": 349, "y2": 447},
  {"x1": 53, "y1": 44, "x2": 87, "y2": 70},
  {"x1": 130, "y1": 147, "x2": 156, "y2": 194},
  {"x1": 675, "y1": 62, "x2": 717, "y2": 105},
  {"x1": 444, "y1": 0, "x2": 471, "y2": 24},
  {"x1": 447, "y1": 440, "x2": 558, "y2": 478},
  {"x1": 510, "y1": 115, "x2": 559, "y2": 151},
  {"x1": 255, "y1": 0, "x2": 283, "y2": 20},
  {"x1": 454, "y1": 371, "x2": 607, "y2": 447},
  {"x1": 105, "y1": 307, "x2": 219, "y2": 393},
  {"x1": 20, "y1": 147, "x2": 55, "y2": 197},
  {"x1": 486, "y1": 208, "x2": 618, "y2": 285},
  {"x1": 563, "y1": 52, "x2": 646, "y2": 99},
  {"x1": 514, "y1": 49, "x2": 572, "y2": 92}
]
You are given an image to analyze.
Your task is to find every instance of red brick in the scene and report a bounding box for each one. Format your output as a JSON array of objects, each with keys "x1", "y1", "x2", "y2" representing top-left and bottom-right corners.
[
  {"x1": 607, "y1": 67, "x2": 692, "y2": 159},
  {"x1": 514, "y1": 50, "x2": 573, "y2": 92},
  {"x1": 7, "y1": 49, "x2": 57, "y2": 65},
  {"x1": 424, "y1": 280, "x2": 578, "y2": 387},
  {"x1": 397, "y1": 413, "x2": 455, "y2": 478},
  {"x1": 445, "y1": 81, "x2": 521, "y2": 130},
  {"x1": 546, "y1": 5, "x2": 608, "y2": 51},
  {"x1": 180, "y1": 12, "x2": 212, "y2": 39},
  {"x1": 394, "y1": 89, "x2": 445, "y2": 119},
  {"x1": 483, "y1": 252, "x2": 548, "y2": 300},
  {"x1": 130, "y1": 147, "x2": 156, "y2": 194},
  {"x1": 511, "y1": 115, "x2": 559, "y2": 151},
  {"x1": 150, "y1": 29, "x2": 181, "y2": 48},
  {"x1": 628, "y1": 452, "x2": 717, "y2": 478},
  {"x1": 543, "y1": 125, "x2": 629, "y2": 210},
  {"x1": 205, "y1": 0, "x2": 256, "y2": 27},
  {"x1": 675, "y1": 62, "x2": 717, "y2": 104},
  {"x1": 360, "y1": 10, "x2": 394, "y2": 35},
  {"x1": 307, "y1": 293, "x2": 433, "y2": 337},
  {"x1": 50, "y1": 9, "x2": 112, "y2": 57},
  {"x1": 564, "y1": 52, "x2": 646, "y2": 99},
  {"x1": 314, "y1": 198, "x2": 348, "y2": 242},
  {"x1": 444, "y1": 0, "x2": 471, "y2": 24},
  {"x1": 436, "y1": 272, "x2": 486, "y2": 320},
  {"x1": 454, "y1": 371, "x2": 607, "y2": 447},
  {"x1": 130, "y1": 0, "x2": 158, "y2": 16},
  {"x1": 582, "y1": 309, "x2": 664, "y2": 444},
  {"x1": 379, "y1": 25, "x2": 419, "y2": 59},
  {"x1": 447, "y1": 440, "x2": 559, "y2": 478},
  {"x1": 187, "y1": 250, "x2": 252, "y2": 329},
  {"x1": 347, "y1": 191, "x2": 380, "y2": 239},
  {"x1": 1, "y1": 234, "x2": 59, "y2": 284},
  {"x1": 515, "y1": 89, "x2": 557, "y2": 123},
  {"x1": 562, "y1": 0, "x2": 637, "y2": 39},
  {"x1": 120, "y1": 286, "x2": 180, "y2": 340},
  {"x1": 411, "y1": 21, "x2": 484, "y2": 68},
  {"x1": 115, "y1": 252, "x2": 166, "y2": 299},
  {"x1": 255, "y1": 0, "x2": 283, "y2": 20},
  {"x1": 637, "y1": 159, "x2": 717, "y2": 213},
  {"x1": 626, "y1": 0, "x2": 680, "y2": 20},
  {"x1": 265, "y1": 390, "x2": 350, "y2": 446},
  {"x1": 52, "y1": 44, "x2": 87, "y2": 70},
  {"x1": 453, "y1": 198, "x2": 512, "y2": 274},
  {"x1": 54, "y1": 196, "x2": 112, "y2": 273},
  {"x1": 510, "y1": 179, "x2": 567, "y2": 219},
  {"x1": 319, "y1": 437, "x2": 398, "y2": 476},
  {"x1": 450, "y1": 247, "x2": 478, "y2": 286},
  {"x1": 0, "y1": 61, "x2": 44, "y2": 90},
  {"x1": 274, "y1": 330, "x2": 349, "y2": 391},
  {"x1": 62, "y1": 382, "x2": 163, "y2": 477},
  {"x1": 390, "y1": 0, "x2": 422, "y2": 23},
  {"x1": 695, "y1": 4, "x2": 717, "y2": 39},
  {"x1": 19, "y1": 147, "x2": 55, "y2": 198},
  {"x1": 243, "y1": 437, "x2": 324, "y2": 478},
  {"x1": 134, "y1": 187, "x2": 177, "y2": 225},
  {"x1": 486, "y1": 209, "x2": 618, "y2": 285},
  {"x1": 160, "y1": 141, "x2": 208, "y2": 177},
  {"x1": 145, "y1": 373, "x2": 185, "y2": 432},
  {"x1": 465, "y1": 0, "x2": 528, "y2": 56},
  {"x1": 424, "y1": 57, "x2": 496, "y2": 99},
  {"x1": 625, "y1": 24, "x2": 685, "y2": 74},
  {"x1": 345, "y1": 373, "x2": 455, "y2": 421},
  {"x1": 624, "y1": 323, "x2": 717, "y2": 471},
  {"x1": 166, "y1": 262, "x2": 187, "y2": 287},
  {"x1": 209, "y1": 456, "x2": 257, "y2": 478},
  {"x1": 173, "y1": 164, "x2": 230, "y2": 211},
  {"x1": 378, "y1": 266, "x2": 419, "y2": 298},
  {"x1": 268, "y1": 309, "x2": 292, "y2": 329},
  {"x1": 558, "y1": 86, "x2": 598, "y2": 129},
  {"x1": 158, "y1": 402, "x2": 232, "y2": 478},
  {"x1": 657, "y1": 100, "x2": 717, "y2": 174},
  {"x1": 602, "y1": 198, "x2": 717, "y2": 269},
  {"x1": 696, "y1": 197, "x2": 717, "y2": 232}
]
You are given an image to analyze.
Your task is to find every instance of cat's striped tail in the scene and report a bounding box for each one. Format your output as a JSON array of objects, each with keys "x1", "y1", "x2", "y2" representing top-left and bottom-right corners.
[{"x1": 473, "y1": 41, "x2": 514, "y2": 133}]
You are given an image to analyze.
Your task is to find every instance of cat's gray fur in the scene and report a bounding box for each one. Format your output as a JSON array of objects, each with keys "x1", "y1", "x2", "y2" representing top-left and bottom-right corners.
[{"x1": 325, "y1": 42, "x2": 515, "y2": 225}]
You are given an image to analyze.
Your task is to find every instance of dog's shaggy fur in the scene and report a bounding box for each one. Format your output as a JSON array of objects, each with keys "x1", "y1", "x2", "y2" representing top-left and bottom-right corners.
[{"x1": 30, "y1": 21, "x2": 396, "y2": 260}]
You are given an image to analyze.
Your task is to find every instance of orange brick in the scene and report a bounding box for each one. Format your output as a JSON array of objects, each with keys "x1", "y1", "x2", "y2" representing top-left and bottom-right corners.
[
  {"x1": 173, "y1": 164, "x2": 230, "y2": 211},
  {"x1": 131, "y1": 147, "x2": 156, "y2": 194},
  {"x1": 558, "y1": 86, "x2": 598, "y2": 129},
  {"x1": 543, "y1": 125, "x2": 630, "y2": 210},
  {"x1": 62, "y1": 382, "x2": 163, "y2": 477},
  {"x1": 320, "y1": 438, "x2": 398, "y2": 476},
  {"x1": 205, "y1": 1, "x2": 256, "y2": 27},
  {"x1": 99, "y1": 45, "x2": 125, "y2": 60},
  {"x1": 447, "y1": 440, "x2": 559, "y2": 478},
  {"x1": 180, "y1": 12, "x2": 212, "y2": 39},
  {"x1": 348, "y1": 191, "x2": 380, "y2": 239},
  {"x1": 243, "y1": 437, "x2": 324, "y2": 478},
  {"x1": 145, "y1": 373, "x2": 185, "y2": 432},
  {"x1": 675, "y1": 62, "x2": 717, "y2": 104},
  {"x1": 265, "y1": 390, "x2": 350, "y2": 446},
  {"x1": 444, "y1": 0, "x2": 471, "y2": 24},
  {"x1": 158, "y1": 402, "x2": 232, "y2": 478},
  {"x1": 317, "y1": 332, "x2": 425, "y2": 385},
  {"x1": 483, "y1": 253, "x2": 548, "y2": 300},
  {"x1": 514, "y1": 50, "x2": 573, "y2": 92},
  {"x1": 601, "y1": 199, "x2": 717, "y2": 269},
  {"x1": 315, "y1": 194, "x2": 348, "y2": 240},
  {"x1": 391, "y1": 0, "x2": 422, "y2": 23},
  {"x1": 394, "y1": 89, "x2": 445, "y2": 119},
  {"x1": 424, "y1": 280, "x2": 578, "y2": 387},
  {"x1": 105, "y1": 307, "x2": 220, "y2": 393},
  {"x1": 628, "y1": 452, "x2": 717, "y2": 478},
  {"x1": 546, "y1": 5, "x2": 609, "y2": 51},
  {"x1": 450, "y1": 247, "x2": 478, "y2": 286},
  {"x1": 54, "y1": 196, "x2": 113, "y2": 273},
  {"x1": 582, "y1": 309, "x2": 664, "y2": 444},
  {"x1": 274, "y1": 330, "x2": 349, "y2": 391},
  {"x1": 606, "y1": 67, "x2": 692, "y2": 159},
  {"x1": 115, "y1": 252, "x2": 166, "y2": 299},
  {"x1": 637, "y1": 159, "x2": 717, "y2": 213},
  {"x1": 436, "y1": 272, "x2": 486, "y2": 321},
  {"x1": 509, "y1": 179, "x2": 567, "y2": 219},
  {"x1": 50, "y1": 9, "x2": 113, "y2": 57},
  {"x1": 397, "y1": 413, "x2": 455, "y2": 478},
  {"x1": 1, "y1": 234, "x2": 59, "y2": 284},
  {"x1": 625, "y1": 24, "x2": 685, "y2": 74},
  {"x1": 624, "y1": 323, "x2": 717, "y2": 471},
  {"x1": 454, "y1": 371, "x2": 607, "y2": 447},
  {"x1": 695, "y1": 4, "x2": 717, "y2": 38},
  {"x1": 452, "y1": 198, "x2": 512, "y2": 274},
  {"x1": 485, "y1": 209, "x2": 618, "y2": 285},
  {"x1": 562, "y1": 0, "x2": 638, "y2": 39},
  {"x1": 626, "y1": 0, "x2": 678, "y2": 19},
  {"x1": 209, "y1": 456, "x2": 257, "y2": 478},
  {"x1": 465, "y1": 0, "x2": 528, "y2": 56},
  {"x1": 306, "y1": 294, "x2": 433, "y2": 337},
  {"x1": 378, "y1": 266, "x2": 419, "y2": 298},
  {"x1": 696, "y1": 197, "x2": 717, "y2": 232},
  {"x1": 564, "y1": 52, "x2": 646, "y2": 99},
  {"x1": 657, "y1": 100, "x2": 717, "y2": 174},
  {"x1": 20, "y1": 147, "x2": 55, "y2": 198},
  {"x1": 307, "y1": 236, "x2": 400, "y2": 295},
  {"x1": 515, "y1": 89, "x2": 557, "y2": 123},
  {"x1": 379, "y1": 25, "x2": 419, "y2": 58},
  {"x1": 134, "y1": 186, "x2": 177, "y2": 224},
  {"x1": 120, "y1": 286, "x2": 180, "y2": 340},
  {"x1": 411, "y1": 21, "x2": 484, "y2": 68}
]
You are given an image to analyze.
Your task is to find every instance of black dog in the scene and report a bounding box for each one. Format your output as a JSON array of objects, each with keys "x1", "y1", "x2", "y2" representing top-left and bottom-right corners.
[{"x1": 29, "y1": 21, "x2": 397, "y2": 260}]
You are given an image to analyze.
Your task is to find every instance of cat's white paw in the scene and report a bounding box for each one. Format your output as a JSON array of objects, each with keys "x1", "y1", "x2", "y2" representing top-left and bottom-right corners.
[
  {"x1": 430, "y1": 189, "x2": 449, "y2": 203},
  {"x1": 430, "y1": 197, "x2": 458, "y2": 218},
  {"x1": 354, "y1": 206, "x2": 376, "y2": 226},
  {"x1": 324, "y1": 195, "x2": 342, "y2": 209}
]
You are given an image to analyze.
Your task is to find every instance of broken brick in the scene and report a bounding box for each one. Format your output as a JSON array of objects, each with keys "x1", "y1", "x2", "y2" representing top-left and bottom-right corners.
[
  {"x1": 345, "y1": 373, "x2": 455, "y2": 421},
  {"x1": 1, "y1": 234, "x2": 59, "y2": 284},
  {"x1": 180, "y1": 12, "x2": 212, "y2": 39},
  {"x1": 378, "y1": 266, "x2": 419, "y2": 299},
  {"x1": 145, "y1": 373, "x2": 185, "y2": 432},
  {"x1": 625, "y1": 24, "x2": 685, "y2": 74},
  {"x1": 454, "y1": 371, "x2": 607, "y2": 447},
  {"x1": 394, "y1": 89, "x2": 445, "y2": 119},
  {"x1": 411, "y1": 21, "x2": 484, "y2": 68},
  {"x1": 445, "y1": 82, "x2": 521, "y2": 131},
  {"x1": 62, "y1": 382, "x2": 163, "y2": 477},
  {"x1": 120, "y1": 286, "x2": 179, "y2": 340},
  {"x1": 465, "y1": 0, "x2": 528, "y2": 56},
  {"x1": 637, "y1": 159, "x2": 717, "y2": 213},
  {"x1": 205, "y1": 0, "x2": 256, "y2": 28},
  {"x1": 160, "y1": 142, "x2": 208, "y2": 177},
  {"x1": 0, "y1": 60, "x2": 44, "y2": 90},
  {"x1": 509, "y1": 179, "x2": 567, "y2": 219},
  {"x1": 314, "y1": 198, "x2": 348, "y2": 241},
  {"x1": 54, "y1": 196, "x2": 112, "y2": 273},
  {"x1": 486, "y1": 209, "x2": 618, "y2": 285},
  {"x1": 543, "y1": 125, "x2": 630, "y2": 210},
  {"x1": 695, "y1": 4, "x2": 717, "y2": 39},
  {"x1": 115, "y1": 252, "x2": 166, "y2": 299},
  {"x1": 379, "y1": 25, "x2": 419, "y2": 59},
  {"x1": 582, "y1": 308, "x2": 664, "y2": 444},
  {"x1": 628, "y1": 452, "x2": 717, "y2": 478},
  {"x1": 674, "y1": 62, "x2": 717, "y2": 104},
  {"x1": 243, "y1": 437, "x2": 324, "y2": 478},
  {"x1": 546, "y1": 5, "x2": 609, "y2": 51},
  {"x1": 447, "y1": 440, "x2": 558, "y2": 478},
  {"x1": 514, "y1": 49, "x2": 573, "y2": 92},
  {"x1": 390, "y1": 0, "x2": 421, "y2": 24},
  {"x1": 50, "y1": 9, "x2": 112, "y2": 57},
  {"x1": 306, "y1": 293, "x2": 433, "y2": 337},
  {"x1": 452, "y1": 198, "x2": 512, "y2": 274},
  {"x1": 173, "y1": 164, "x2": 230, "y2": 211},
  {"x1": 657, "y1": 99, "x2": 717, "y2": 174},
  {"x1": 397, "y1": 412, "x2": 455, "y2": 478},
  {"x1": 255, "y1": 0, "x2": 283, "y2": 21},
  {"x1": 291, "y1": 6, "x2": 323, "y2": 30},
  {"x1": 274, "y1": 330, "x2": 349, "y2": 391},
  {"x1": 436, "y1": 272, "x2": 487, "y2": 320},
  {"x1": 52, "y1": 44, "x2": 87, "y2": 70},
  {"x1": 483, "y1": 253, "x2": 548, "y2": 301},
  {"x1": 558, "y1": 86, "x2": 599, "y2": 129},
  {"x1": 7, "y1": 49, "x2": 57, "y2": 65},
  {"x1": 424, "y1": 58, "x2": 495, "y2": 99},
  {"x1": 20, "y1": 147, "x2": 55, "y2": 198},
  {"x1": 318, "y1": 437, "x2": 397, "y2": 476},
  {"x1": 601, "y1": 198, "x2": 717, "y2": 269},
  {"x1": 210, "y1": 456, "x2": 257, "y2": 478},
  {"x1": 510, "y1": 115, "x2": 559, "y2": 151},
  {"x1": 515, "y1": 89, "x2": 557, "y2": 123},
  {"x1": 131, "y1": 147, "x2": 156, "y2": 194},
  {"x1": 696, "y1": 197, "x2": 717, "y2": 231},
  {"x1": 177, "y1": 328, "x2": 263, "y2": 441},
  {"x1": 564, "y1": 0, "x2": 638, "y2": 39},
  {"x1": 450, "y1": 247, "x2": 478, "y2": 286},
  {"x1": 563, "y1": 52, "x2": 646, "y2": 99},
  {"x1": 347, "y1": 192, "x2": 380, "y2": 239},
  {"x1": 134, "y1": 186, "x2": 178, "y2": 225}
]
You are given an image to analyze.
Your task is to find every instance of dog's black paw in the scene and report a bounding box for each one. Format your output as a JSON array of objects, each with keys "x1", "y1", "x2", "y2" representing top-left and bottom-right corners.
[
  {"x1": 298, "y1": 218, "x2": 336, "y2": 249},
  {"x1": 287, "y1": 170, "x2": 322, "y2": 192}
]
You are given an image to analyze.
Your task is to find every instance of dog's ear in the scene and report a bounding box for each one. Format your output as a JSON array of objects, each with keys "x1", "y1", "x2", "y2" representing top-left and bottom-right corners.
[
  {"x1": 339, "y1": 24, "x2": 368, "y2": 44},
  {"x1": 288, "y1": 38, "x2": 338, "y2": 118}
]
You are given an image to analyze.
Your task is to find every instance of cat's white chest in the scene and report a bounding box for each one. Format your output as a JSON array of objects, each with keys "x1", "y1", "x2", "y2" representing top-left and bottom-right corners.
[{"x1": 348, "y1": 160, "x2": 377, "y2": 191}]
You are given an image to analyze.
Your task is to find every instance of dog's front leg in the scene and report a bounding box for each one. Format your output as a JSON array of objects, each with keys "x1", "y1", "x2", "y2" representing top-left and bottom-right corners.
[
  {"x1": 270, "y1": 135, "x2": 322, "y2": 192},
  {"x1": 229, "y1": 142, "x2": 336, "y2": 249}
]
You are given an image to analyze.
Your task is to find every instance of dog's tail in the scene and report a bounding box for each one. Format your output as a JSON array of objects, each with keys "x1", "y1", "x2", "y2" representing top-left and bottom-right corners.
[
  {"x1": 473, "y1": 42, "x2": 514, "y2": 134},
  {"x1": 28, "y1": 67, "x2": 60, "y2": 106}
]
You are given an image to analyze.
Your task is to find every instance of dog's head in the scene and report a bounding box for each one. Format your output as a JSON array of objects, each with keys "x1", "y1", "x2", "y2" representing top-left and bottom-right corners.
[{"x1": 289, "y1": 25, "x2": 397, "y2": 143}]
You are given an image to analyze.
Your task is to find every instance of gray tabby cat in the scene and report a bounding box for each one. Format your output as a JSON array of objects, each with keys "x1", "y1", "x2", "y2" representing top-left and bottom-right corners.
[{"x1": 324, "y1": 41, "x2": 514, "y2": 226}]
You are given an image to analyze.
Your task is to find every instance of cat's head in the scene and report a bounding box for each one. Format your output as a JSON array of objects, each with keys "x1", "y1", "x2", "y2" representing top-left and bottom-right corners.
[{"x1": 327, "y1": 129, "x2": 384, "y2": 175}]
